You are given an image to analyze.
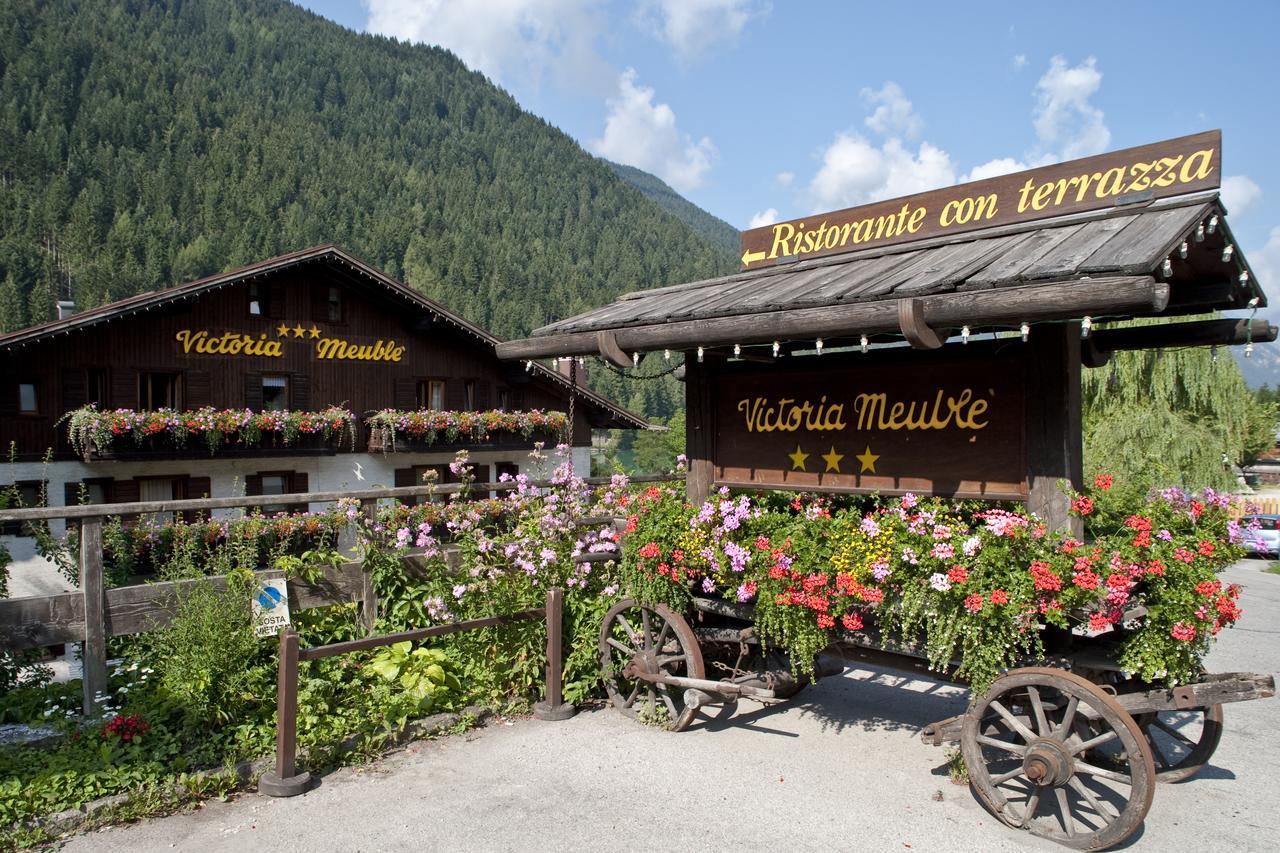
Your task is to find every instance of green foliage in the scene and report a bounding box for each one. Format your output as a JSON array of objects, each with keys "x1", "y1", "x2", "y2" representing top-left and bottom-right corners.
[
  {"x1": 606, "y1": 161, "x2": 740, "y2": 256},
  {"x1": 365, "y1": 642, "x2": 463, "y2": 719},
  {"x1": 630, "y1": 410, "x2": 686, "y2": 474},
  {"x1": 0, "y1": 0, "x2": 735, "y2": 419},
  {"x1": 1083, "y1": 317, "x2": 1276, "y2": 491}
]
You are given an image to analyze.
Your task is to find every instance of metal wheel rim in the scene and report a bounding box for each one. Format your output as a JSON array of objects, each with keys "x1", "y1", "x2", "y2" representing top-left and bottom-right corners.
[
  {"x1": 598, "y1": 599, "x2": 704, "y2": 732},
  {"x1": 1134, "y1": 704, "x2": 1224, "y2": 783},
  {"x1": 961, "y1": 667, "x2": 1156, "y2": 850}
]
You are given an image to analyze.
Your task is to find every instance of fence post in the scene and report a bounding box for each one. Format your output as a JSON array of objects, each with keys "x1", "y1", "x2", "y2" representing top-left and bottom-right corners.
[
  {"x1": 532, "y1": 586, "x2": 575, "y2": 721},
  {"x1": 79, "y1": 517, "x2": 108, "y2": 717},
  {"x1": 258, "y1": 627, "x2": 311, "y2": 797},
  {"x1": 358, "y1": 498, "x2": 379, "y2": 634}
]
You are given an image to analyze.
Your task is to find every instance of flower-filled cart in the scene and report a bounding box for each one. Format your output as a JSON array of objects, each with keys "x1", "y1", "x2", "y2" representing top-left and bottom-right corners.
[{"x1": 603, "y1": 480, "x2": 1274, "y2": 850}]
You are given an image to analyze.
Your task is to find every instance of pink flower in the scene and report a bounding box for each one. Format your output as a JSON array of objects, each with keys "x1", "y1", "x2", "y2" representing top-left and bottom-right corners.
[{"x1": 1171, "y1": 622, "x2": 1197, "y2": 642}]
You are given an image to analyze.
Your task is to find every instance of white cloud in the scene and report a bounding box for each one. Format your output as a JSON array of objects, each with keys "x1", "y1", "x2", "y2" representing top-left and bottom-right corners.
[
  {"x1": 639, "y1": 0, "x2": 767, "y2": 62},
  {"x1": 591, "y1": 69, "x2": 716, "y2": 192},
  {"x1": 862, "y1": 82, "x2": 922, "y2": 139},
  {"x1": 775, "y1": 171, "x2": 794, "y2": 188},
  {"x1": 363, "y1": 0, "x2": 609, "y2": 92},
  {"x1": 1222, "y1": 175, "x2": 1263, "y2": 217},
  {"x1": 1032, "y1": 55, "x2": 1110, "y2": 160},
  {"x1": 962, "y1": 157, "x2": 1030, "y2": 183},
  {"x1": 748, "y1": 208, "x2": 778, "y2": 228},
  {"x1": 809, "y1": 133, "x2": 955, "y2": 210},
  {"x1": 1247, "y1": 226, "x2": 1280, "y2": 324},
  {"x1": 1012, "y1": 54, "x2": 1028, "y2": 70}
]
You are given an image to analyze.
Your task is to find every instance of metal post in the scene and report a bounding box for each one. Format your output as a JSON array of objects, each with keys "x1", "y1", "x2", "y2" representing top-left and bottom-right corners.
[
  {"x1": 79, "y1": 518, "x2": 107, "y2": 717},
  {"x1": 258, "y1": 628, "x2": 312, "y2": 797},
  {"x1": 532, "y1": 587, "x2": 575, "y2": 720}
]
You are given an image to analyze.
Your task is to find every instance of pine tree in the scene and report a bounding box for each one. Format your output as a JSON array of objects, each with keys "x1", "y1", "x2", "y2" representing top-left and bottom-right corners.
[{"x1": 0, "y1": 272, "x2": 25, "y2": 332}]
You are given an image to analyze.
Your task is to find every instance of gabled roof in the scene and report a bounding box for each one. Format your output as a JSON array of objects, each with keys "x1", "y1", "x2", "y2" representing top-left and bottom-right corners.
[
  {"x1": 0, "y1": 245, "x2": 649, "y2": 430},
  {"x1": 498, "y1": 191, "x2": 1265, "y2": 360}
]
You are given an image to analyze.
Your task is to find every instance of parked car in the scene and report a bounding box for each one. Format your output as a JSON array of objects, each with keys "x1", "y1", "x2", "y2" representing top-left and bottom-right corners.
[{"x1": 1241, "y1": 514, "x2": 1280, "y2": 558}]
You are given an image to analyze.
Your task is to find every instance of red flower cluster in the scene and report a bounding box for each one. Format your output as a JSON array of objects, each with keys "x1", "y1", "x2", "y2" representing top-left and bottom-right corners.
[
  {"x1": 1195, "y1": 580, "x2": 1222, "y2": 597},
  {"x1": 989, "y1": 589, "x2": 1009, "y2": 606},
  {"x1": 964, "y1": 593, "x2": 984, "y2": 613},
  {"x1": 1094, "y1": 473, "x2": 1114, "y2": 491},
  {"x1": 102, "y1": 714, "x2": 150, "y2": 744},
  {"x1": 1072, "y1": 567, "x2": 1100, "y2": 590},
  {"x1": 637, "y1": 541, "x2": 661, "y2": 559},
  {"x1": 947, "y1": 565, "x2": 968, "y2": 584},
  {"x1": 1030, "y1": 560, "x2": 1061, "y2": 592},
  {"x1": 1170, "y1": 622, "x2": 1197, "y2": 642},
  {"x1": 841, "y1": 612, "x2": 864, "y2": 631},
  {"x1": 1070, "y1": 495, "x2": 1095, "y2": 516},
  {"x1": 1088, "y1": 612, "x2": 1111, "y2": 632}
]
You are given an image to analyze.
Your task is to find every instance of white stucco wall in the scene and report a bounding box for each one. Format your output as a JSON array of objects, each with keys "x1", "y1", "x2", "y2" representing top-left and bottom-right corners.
[{"x1": 2, "y1": 445, "x2": 593, "y2": 598}]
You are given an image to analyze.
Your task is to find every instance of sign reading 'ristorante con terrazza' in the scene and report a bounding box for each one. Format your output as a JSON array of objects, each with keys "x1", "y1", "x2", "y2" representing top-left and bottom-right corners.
[
  {"x1": 739, "y1": 129, "x2": 1222, "y2": 268},
  {"x1": 712, "y1": 353, "x2": 1026, "y2": 498}
]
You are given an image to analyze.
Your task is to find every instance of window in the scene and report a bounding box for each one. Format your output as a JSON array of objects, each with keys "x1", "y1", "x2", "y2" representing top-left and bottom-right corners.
[
  {"x1": 417, "y1": 379, "x2": 445, "y2": 411},
  {"x1": 464, "y1": 381, "x2": 476, "y2": 411},
  {"x1": 496, "y1": 462, "x2": 519, "y2": 482},
  {"x1": 248, "y1": 282, "x2": 270, "y2": 317},
  {"x1": 0, "y1": 480, "x2": 44, "y2": 536},
  {"x1": 138, "y1": 477, "x2": 178, "y2": 524},
  {"x1": 497, "y1": 389, "x2": 511, "y2": 411},
  {"x1": 260, "y1": 474, "x2": 289, "y2": 514},
  {"x1": 86, "y1": 369, "x2": 107, "y2": 406},
  {"x1": 262, "y1": 375, "x2": 290, "y2": 411},
  {"x1": 18, "y1": 382, "x2": 38, "y2": 414},
  {"x1": 139, "y1": 372, "x2": 181, "y2": 409},
  {"x1": 327, "y1": 286, "x2": 342, "y2": 322}
]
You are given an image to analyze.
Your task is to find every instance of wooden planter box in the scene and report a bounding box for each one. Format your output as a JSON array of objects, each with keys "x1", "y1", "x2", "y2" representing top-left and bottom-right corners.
[
  {"x1": 366, "y1": 426, "x2": 560, "y2": 454},
  {"x1": 83, "y1": 431, "x2": 343, "y2": 461}
]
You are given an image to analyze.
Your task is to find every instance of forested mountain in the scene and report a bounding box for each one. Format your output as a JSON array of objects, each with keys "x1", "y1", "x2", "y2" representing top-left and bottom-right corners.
[
  {"x1": 606, "y1": 161, "x2": 740, "y2": 257},
  {"x1": 0, "y1": 0, "x2": 738, "y2": 417}
]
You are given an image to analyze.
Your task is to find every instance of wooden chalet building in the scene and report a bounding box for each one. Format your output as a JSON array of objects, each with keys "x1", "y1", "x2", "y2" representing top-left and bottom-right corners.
[{"x1": 0, "y1": 245, "x2": 646, "y2": 546}]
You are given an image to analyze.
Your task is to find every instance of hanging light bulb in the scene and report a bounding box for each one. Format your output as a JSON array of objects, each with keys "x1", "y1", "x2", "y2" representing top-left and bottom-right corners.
[
  {"x1": 1246, "y1": 342, "x2": 1254, "y2": 358},
  {"x1": 961, "y1": 325, "x2": 970, "y2": 344},
  {"x1": 815, "y1": 338, "x2": 824, "y2": 355},
  {"x1": 1195, "y1": 223, "x2": 1205, "y2": 242},
  {"x1": 1249, "y1": 296, "x2": 1260, "y2": 308},
  {"x1": 696, "y1": 346, "x2": 704, "y2": 363},
  {"x1": 860, "y1": 334, "x2": 869, "y2": 354},
  {"x1": 1211, "y1": 346, "x2": 1218, "y2": 362},
  {"x1": 577, "y1": 356, "x2": 585, "y2": 366},
  {"x1": 1222, "y1": 244, "x2": 1234, "y2": 263},
  {"x1": 552, "y1": 357, "x2": 560, "y2": 368},
  {"x1": 733, "y1": 343, "x2": 741, "y2": 357},
  {"x1": 632, "y1": 352, "x2": 639, "y2": 367},
  {"x1": 1161, "y1": 258, "x2": 1173, "y2": 277},
  {"x1": 1020, "y1": 322, "x2": 1030, "y2": 342},
  {"x1": 525, "y1": 360, "x2": 532, "y2": 373},
  {"x1": 663, "y1": 349, "x2": 670, "y2": 361},
  {"x1": 1081, "y1": 316, "x2": 1092, "y2": 339},
  {"x1": 1240, "y1": 270, "x2": 1250, "y2": 287},
  {"x1": 772, "y1": 340, "x2": 781, "y2": 357},
  {"x1": 1179, "y1": 241, "x2": 1189, "y2": 259},
  {"x1": 1208, "y1": 214, "x2": 1219, "y2": 234}
]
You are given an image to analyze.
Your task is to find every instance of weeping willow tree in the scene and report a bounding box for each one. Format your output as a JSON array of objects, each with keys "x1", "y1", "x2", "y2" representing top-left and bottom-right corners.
[{"x1": 1082, "y1": 317, "x2": 1276, "y2": 492}]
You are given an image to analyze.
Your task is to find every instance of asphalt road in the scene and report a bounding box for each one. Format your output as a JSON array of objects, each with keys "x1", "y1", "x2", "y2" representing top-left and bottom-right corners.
[{"x1": 62, "y1": 561, "x2": 1280, "y2": 853}]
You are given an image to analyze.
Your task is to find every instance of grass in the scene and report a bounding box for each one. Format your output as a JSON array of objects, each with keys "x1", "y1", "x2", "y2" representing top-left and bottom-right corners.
[{"x1": 1265, "y1": 562, "x2": 1280, "y2": 575}]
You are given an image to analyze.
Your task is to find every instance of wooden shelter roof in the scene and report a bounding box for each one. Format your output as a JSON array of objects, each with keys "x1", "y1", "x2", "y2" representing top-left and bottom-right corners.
[{"x1": 498, "y1": 191, "x2": 1268, "y2": 362}]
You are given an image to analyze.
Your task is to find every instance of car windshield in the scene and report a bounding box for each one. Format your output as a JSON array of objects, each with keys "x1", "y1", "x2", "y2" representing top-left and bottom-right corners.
[{"x1": 1247, "y1": 516, "x2": 1280, "y2": 531}]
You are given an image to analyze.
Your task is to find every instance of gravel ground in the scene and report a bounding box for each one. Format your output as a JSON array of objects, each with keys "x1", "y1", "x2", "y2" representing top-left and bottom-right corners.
[{"x1": 61, "y1": 561, "x2": 1280, "y2": 853}]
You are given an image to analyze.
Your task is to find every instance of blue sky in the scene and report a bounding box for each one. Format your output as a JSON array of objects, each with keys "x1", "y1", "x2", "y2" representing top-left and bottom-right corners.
[{"x1": 297, "y1": 1, "x2": 1280, "y2": 297}]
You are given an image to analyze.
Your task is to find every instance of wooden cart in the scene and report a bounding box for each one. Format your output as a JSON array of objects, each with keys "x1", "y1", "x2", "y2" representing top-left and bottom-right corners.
[{"x1": 597, "y1": 595, "x2": 1274, "y2": 851}]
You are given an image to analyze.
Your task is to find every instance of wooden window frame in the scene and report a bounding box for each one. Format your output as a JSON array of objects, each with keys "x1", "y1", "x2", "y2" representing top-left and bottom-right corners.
[
  {"x1": 247, "y1": 281, "x2": 269, "y2": 317},
  {"x1": 327, "y1": 285, "x2": 343, "y2": 324},
  {"x1": 138, "y1": 371, "x2": 183, "y2": 410},
  {"x1": 17, "y1": 381, "x2": 40, "y2": 416},
  {"x1": 464, "y1": 380, "x2": 477, "y2": 411},
  {"x1": 417, "y1": 379, "x2": 446, "y2": 411},
  {"x1": 86, "y1": 368, "x2": 108, "y2": 407},
  {"x1": 261, "y1": 374, "x2": 291, "y2": 412}
]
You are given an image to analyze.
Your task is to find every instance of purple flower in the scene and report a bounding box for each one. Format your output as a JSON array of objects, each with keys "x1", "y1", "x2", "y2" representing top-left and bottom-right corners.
[{"x1": 701, "y1": 577, "x2": 716, "y2": 593}]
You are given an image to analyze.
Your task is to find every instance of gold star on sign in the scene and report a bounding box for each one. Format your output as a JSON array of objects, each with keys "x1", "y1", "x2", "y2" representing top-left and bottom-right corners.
[
  {"x1": 276, "y1": 323, "x2": 290, "y2": 337},
  {"x1": 855, "y1": 446, "x2": 880, "y2": 474},
  {"x1": 787, "y1": 445, "x2": 809, "y2": 471},
  {"x1": 308, "y1": 325, "x2": 321, "y2": 338},
  {"x1": 821, "y1": 446, "x2": 844, "y2": 473},
  {"x1": 292, "y1": 324, "x2": 306, "y2": 338}
]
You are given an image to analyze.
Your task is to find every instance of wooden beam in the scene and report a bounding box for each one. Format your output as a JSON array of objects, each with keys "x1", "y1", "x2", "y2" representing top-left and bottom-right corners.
[
  {"x1": 79, "y1": 519, "x2": 107, "y2": 716},
  {"x1": 1025, "y1": 323, "x2": 1083, "y2": 538},
  {"x1": 896, "y1": 298, "x2": 944, "y2": 349},
  {"x1": 595, "y1": 329, "x2": 632, "y2": 368},
  {"x1": 684, "y1": 356, "x2": 715, "y2": 505},
  {"x1": 495, "y1": 276, "x2": 1168, "y2": 360},
  {"x1": 1091, "y1": 318, "x2": 1276, "y2": 353}
]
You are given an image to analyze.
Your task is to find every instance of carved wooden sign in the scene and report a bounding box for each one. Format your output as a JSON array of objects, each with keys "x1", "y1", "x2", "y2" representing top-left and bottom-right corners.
[
  {"x1": 739, "y1": 130, "x2": 1221, "y2": 268},
  {"x1": 711, "y1": 351, "x2": 1027, "y2": 499}
]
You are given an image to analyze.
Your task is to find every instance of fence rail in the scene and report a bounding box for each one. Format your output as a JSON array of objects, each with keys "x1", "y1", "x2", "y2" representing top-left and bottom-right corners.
[{"x1": 1, "y1": 474, "x2": 678, "y2": 716}]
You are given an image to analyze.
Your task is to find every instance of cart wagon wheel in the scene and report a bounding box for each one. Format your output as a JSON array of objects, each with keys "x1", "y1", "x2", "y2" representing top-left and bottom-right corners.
[
  {"x1": 961, "y1": 667, "x2": 1156, "y2": 851},
  {"x1": 599, "y1": 599, "x2": 705, "y2": 732},
  {"x1": 1132, "y1": 704, "x2": 1224, "y2": 783}
]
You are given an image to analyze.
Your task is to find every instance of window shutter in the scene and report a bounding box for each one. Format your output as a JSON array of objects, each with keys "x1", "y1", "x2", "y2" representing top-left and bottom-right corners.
[
  {"x1": 110, "y1": 369, "x2": 138, "y2": 408},
  {"x1": 185, "y1": 370, "x2": 212, "y2": 408},
  {"x1": 291, "y1": 374, "x2": 311, "y2": 410},
  {"x1": 289, "y1": 472, "x2": 309, "y2": 513},
  {"x1": 245, "y1": 474, "x2": 264, "y2": 496},
  {"x1": 393, "y1": 378, "x2": 417, "y2": 410},
  {"x1": 64, "y1": 481, "x2": 82, "y2": 507},
  {"x1": 244, "y1": 373, "x2": 263, "y2": 410},
  {"x1": 112, "y1": 479, "x2": 140, "y2": 520},
  {"x1": 472, "y1": 464, "x2": 491, "y2": 488},
  {"x1": 394, "y1": 467, "x2": 416, "y2": 487},
  {"x1": 475, "y1": 382, "x2": 491, "y2": 411},
  {"x1": 61, "y1": 369, "x2": 86, "y2": 412},
  {"x1": 183, "y1": 476, "x2": 212, "y2": 522}
]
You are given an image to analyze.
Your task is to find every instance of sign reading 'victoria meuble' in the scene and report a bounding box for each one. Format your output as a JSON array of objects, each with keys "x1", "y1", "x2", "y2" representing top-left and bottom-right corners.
[
  {"x1": 739, "y1": 129, "x2": 1222, "y2": 268},
  {"x1": 712, "y1": 354, "x2": 1026, "y2": 499}
]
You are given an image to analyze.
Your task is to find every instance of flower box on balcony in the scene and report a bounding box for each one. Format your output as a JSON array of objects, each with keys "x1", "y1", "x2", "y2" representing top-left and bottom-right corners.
[{"x1": 365, "y1": 409, "x2": 567, "y2": 454}]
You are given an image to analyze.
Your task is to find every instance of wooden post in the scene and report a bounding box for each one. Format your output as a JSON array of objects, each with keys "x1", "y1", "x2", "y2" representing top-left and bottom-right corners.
[
  {"x1": 1025, "y1": 322, "x2": 1084, "y2": 537},
  {"x1": 79, "y1": 518, "x2": 107, "y2": 717},
  {"x1": 532, "y1": 587, "x2": 574, "y2": 720},
  {"x1": 358, "y1": 498, "x2": 379, "y2": 633},
  {"x1": 684, "y1": 354, "x2": 714, "y2": 505},
  {"x1": 258, "y1": 627, "x2": 311, "y2": 797}
]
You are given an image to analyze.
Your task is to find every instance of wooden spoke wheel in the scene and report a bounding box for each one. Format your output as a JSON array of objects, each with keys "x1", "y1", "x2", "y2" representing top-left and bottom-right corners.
[
  {"x1": 1133, "y1": 704, "x2": 1223, "y2": 783},
  {"x1": 598, "y1": 600, "x2": 705, "y2": 732},
  {"x1": 961, "y1": 667, "x2": 1156, "y2": 850}
]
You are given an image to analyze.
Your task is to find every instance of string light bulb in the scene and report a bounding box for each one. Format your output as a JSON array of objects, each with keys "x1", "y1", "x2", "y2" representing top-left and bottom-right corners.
[
  {"x1": 1208, "y1": 214, "x2": 1219, "y2": 234},
  {"x1": 525, "y1": 360, "x2": 532, "y2": 372},
  {"x1": 1240, "y1": 270, "x2": 1250, "y2": 287},
  {"x1": 1249, "y1": 296, "x2": 1260, "y2": 308},
  {"x1": 1179, "y1": 241, "x2": 1189, "y2": 259},
  {"x1": 1246, "y1": 341, "x2": 1254, "y2": 358},
  {"x1": 772, "y1": 340, "x2": 781, "y2": 357},
  {"x1": 1161, "y1": 258, "x2": 1173, "y2": 278},
  {"x1": 663, "y1": 349, "x2": 670, "y2": 361},
  {"x1": 552, "y1": 357, "x2": 560, "y2": 369},
  {"x1": 1020, "y1": 322, "x2": 1030, "y2": 342},
  {"x1": 696, "y1": 346, "x2": 704, "y2": 363},
  {"x1": 1195, "y1": 223, "x2": 1205, "y2": 242},
  {"x1": 961, "y1": 325, "x2": 970, "y2": 344},
  {"x1": 1222, "y1": 244, "x2": 1234, "y2": 263},
  {"x1": 860, "y1": 334, "x2": 869, "y2": 354},
  {"x1": 1081, "y1": 316, "x2": 1092, "y2": 339},
  {"x1": 1211, "y1": 345, "x2": 1218, "y2": 362},
  {"x1": 815, "y1": 338, "x2": 824, "y2": 355},
  {"x1": 632, "y1": 352, "x2": 639, "y2": 367},
  {"x1": 733, "y1": 343, "x2": 741, "y2": 357}
]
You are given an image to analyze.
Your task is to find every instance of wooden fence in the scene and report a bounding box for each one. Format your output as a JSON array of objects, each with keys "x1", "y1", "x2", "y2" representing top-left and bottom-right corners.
[{"x1": 0, "y1": 474, "x2": 674, "y2": 715}]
